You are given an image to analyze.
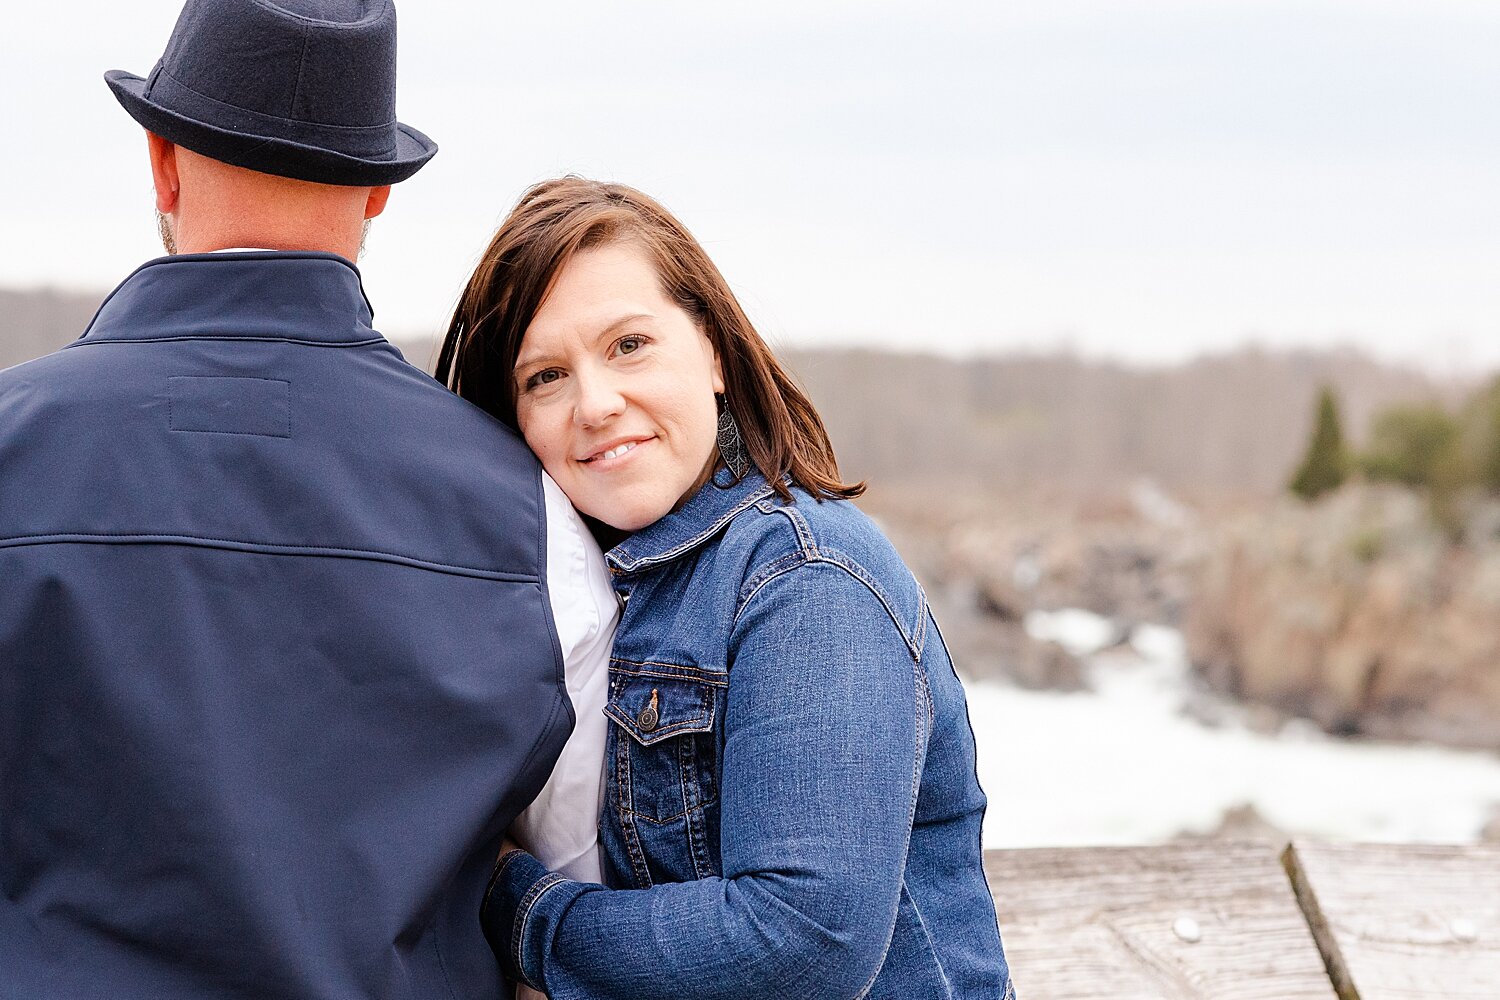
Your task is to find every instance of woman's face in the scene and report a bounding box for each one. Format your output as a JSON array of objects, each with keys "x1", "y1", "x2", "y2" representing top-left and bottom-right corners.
[{"x1": 513, "y1": 242, "x2": 725, "y2": 532}]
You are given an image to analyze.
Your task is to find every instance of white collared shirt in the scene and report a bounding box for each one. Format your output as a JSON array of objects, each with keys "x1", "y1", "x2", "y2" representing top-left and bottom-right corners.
[{"x1": 515, "y1": 474, "x2": 617, "y2": 882}]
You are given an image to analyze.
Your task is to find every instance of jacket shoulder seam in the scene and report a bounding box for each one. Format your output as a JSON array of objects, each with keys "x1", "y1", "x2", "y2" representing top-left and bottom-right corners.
[{"x1": 733, "y1": 546, "x2": 927, "y2": 659}]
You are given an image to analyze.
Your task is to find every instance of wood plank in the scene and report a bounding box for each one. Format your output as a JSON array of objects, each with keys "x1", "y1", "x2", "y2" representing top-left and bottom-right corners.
[
  {"x1": 1283, "y1": 841, "x2": 1500, "y2": 1000},
  {"x1": 985, "y1": 843, "x2": 1338, "y2": 1000}
]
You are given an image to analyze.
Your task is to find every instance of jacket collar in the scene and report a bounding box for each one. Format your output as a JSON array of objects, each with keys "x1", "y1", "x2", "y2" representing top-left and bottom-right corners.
[
  {"x1": 607, "y1": 469, "x2": 780, "y2": 576},
  {"x1": 74, "y1": 251, "x2": 378, "y2": 346}
]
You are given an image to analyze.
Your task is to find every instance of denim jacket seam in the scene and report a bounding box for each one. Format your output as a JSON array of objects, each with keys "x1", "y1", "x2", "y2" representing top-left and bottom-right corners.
[
  {"x1": 512, "y1": 871, "x2": 570, "y2": 990},
  {"x1": 732, "y1": 550, "x2": 927, "y2": 663},
  {"x1": 851, "y1": 651, "x2": 931, "y2": 1000},
  {"x1": 481, "y1": 848, "x2": 529, "y2": 918},
  {"x1": 607, "y1": 718, "x2": 715, "y2": 749},
  {"x1": 619, "y1": 802, "x2": 696, "y2": 825},
  {"x1": 735, "y1": 549, "x2": 809, "y2": 616},
  {"x1": 611, "y1": 723, "x2": 654, "y2": 887},
  {"x1": 814, "y1": 548, "x2": 915, "y2": 654},
  {"x1": 911, "y1": 661, "x2": 934, "y2": 818},
  {"x1": 675, "y1": 736, "x2": 696, "y2": 868},
  {"x1": 732, "y1": 554, "x2": 809, "y2": 626},
  {"x1": 911, "y1": 583, "x2": 930, "y2": 661},
  {"x1": 816, "y1": 548, "x2": 927, "y2": 660},
  {"x1": 757, "y1": 498, "x2": 818, "y2": 555},
  {"x1": 764, "y1": 496, "x2": 931, "y2": 658},
  {"x1": 902, "y1": 884, "x2": 957, "y2": 998},
  {"x1": 609, "y1": 658, "x2": 729, "y2": 686},
  {"x1": 734, "y1": 503, "x2": 929, "y2": 657}
]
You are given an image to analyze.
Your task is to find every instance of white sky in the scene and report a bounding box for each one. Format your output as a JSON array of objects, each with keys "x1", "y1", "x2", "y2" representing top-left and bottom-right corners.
[{"x1": 3, "y1": 0, "x2": 1498, "y2": 370}]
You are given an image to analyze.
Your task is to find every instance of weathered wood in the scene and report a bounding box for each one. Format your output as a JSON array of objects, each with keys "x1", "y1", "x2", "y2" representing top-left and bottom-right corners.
[
  {"x1": 1283, "y1": 841, "x2": 1500, "y2": 1000},
  {"x1": 985, "y1": 843, "x2": 1338, "y2": 1000}
]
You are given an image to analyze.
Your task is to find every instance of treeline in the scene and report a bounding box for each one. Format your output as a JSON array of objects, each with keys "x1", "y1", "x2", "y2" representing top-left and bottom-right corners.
[
  {"x1": 786, "y1": 346, "x2": 1452, "y2": 505},
  {"x1": 1290, "y1": 380, "x2": 1500, "y2": 535},
  {"x1": 0, "y1": 288, "x2": 103, "y2": 370},
  {"x1": 3, "y1": 285, "x2": 1475, "y2": 506}
]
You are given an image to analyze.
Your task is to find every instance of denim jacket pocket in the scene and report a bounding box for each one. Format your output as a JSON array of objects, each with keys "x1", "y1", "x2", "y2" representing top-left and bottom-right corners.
[
  {"x1": 604, "y1": 674, "x2": 720, "y2": 825},
  {"x1": 603, "y1": 671, "x2": 723, "y2": 885},
  {"x1": 604, "y1": 673, "x2": 716, "y2": 749}
]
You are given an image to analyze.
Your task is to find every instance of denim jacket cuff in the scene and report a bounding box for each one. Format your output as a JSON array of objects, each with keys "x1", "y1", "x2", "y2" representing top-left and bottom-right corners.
[{"x1": 480, "y1": 849, "x2": 579, "y2": 991}]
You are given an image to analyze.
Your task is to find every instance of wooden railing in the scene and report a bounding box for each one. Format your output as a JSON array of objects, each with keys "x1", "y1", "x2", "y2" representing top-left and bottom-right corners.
[{"x1": 984, "y1": 842, "x2": 1499, "y2": 999}]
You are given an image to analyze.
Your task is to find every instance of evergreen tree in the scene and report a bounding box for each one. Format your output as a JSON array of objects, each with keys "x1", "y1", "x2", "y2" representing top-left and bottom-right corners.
[
  {"x1": 1290, "y1": 385, "x2": 1349, "y2": 500},
  {"x1": 1475, "y1": 377, "x2": 1500, "y2": 496},
  {"x1": 1359, "y1": 404, "x2": 1460, "y2": 488}
]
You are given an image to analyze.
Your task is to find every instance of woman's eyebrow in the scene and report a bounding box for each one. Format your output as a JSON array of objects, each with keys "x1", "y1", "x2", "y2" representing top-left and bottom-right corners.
[
  {"x1": 513, "y1": 314, "x2": 655, "y2": 374},
  {"x1": 513, "y1": 347, "x2": 554, "y2": 374},
  {"x1": 592, "y1": 313, "x2": 654, "y2": 343}
]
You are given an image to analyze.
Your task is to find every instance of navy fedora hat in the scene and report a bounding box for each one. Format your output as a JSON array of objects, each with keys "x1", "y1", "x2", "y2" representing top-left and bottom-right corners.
[{"x1": 105, "y1": 0, "x2": 436, "y2": 186}]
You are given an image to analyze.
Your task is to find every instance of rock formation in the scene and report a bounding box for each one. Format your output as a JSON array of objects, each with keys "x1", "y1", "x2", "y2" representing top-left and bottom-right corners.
[{"x1": 1186, "y1": 485, "x2": 1500, "y2": 751}]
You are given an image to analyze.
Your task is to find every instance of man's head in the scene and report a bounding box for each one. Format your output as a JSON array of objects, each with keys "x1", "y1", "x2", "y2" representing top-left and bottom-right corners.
[
  {"x1": 106, "y1": 0, "x2": 434, "y2": 259},
  {"x1": 147, "y1": 133, "x2": 391, "y2": 260}
]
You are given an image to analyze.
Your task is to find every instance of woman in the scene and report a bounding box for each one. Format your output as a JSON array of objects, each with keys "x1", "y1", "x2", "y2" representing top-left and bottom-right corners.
[{"x1": 438, "y1": 178, "x2": 1012, "y2": 1000}]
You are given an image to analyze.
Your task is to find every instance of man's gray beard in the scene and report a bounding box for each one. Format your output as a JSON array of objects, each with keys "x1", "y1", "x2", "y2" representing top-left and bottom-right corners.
[
  {"x1": 154, "y1": 214, "x2": 372, "y2": 260},
  {"x1": 156, "y1": 210, "x2": 178, "y2": 256}
]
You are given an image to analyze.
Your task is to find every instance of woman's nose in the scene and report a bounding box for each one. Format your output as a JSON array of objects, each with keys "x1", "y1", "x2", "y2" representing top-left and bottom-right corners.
[{"x1": 573, "y1": 371, "x2": 626, "y2": 428}]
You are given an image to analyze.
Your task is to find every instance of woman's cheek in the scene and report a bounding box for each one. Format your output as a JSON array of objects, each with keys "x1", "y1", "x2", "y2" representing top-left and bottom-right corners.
[{"x1": 518, "y1": 409, "x2": 557, "y2": 471}]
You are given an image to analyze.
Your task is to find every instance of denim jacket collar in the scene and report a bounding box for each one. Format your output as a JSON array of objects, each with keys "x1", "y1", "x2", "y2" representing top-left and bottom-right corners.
[
  {"x1": 606, "y1": 469, "x2": 779, "y2": 576},
  {"x1": 75, "y1": 251, "x2": 378, "y2": 347}
]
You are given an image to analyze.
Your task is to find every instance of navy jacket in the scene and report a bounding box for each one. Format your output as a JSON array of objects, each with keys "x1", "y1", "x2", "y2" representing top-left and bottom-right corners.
[{"x1": 0, "y1": 253, "x2": 571, "y2": 999}]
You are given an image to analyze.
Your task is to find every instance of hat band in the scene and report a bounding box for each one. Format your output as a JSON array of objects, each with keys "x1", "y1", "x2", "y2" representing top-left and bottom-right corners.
[{"x1": 147, "y1": 66, "x2": 400, "y2": 161}]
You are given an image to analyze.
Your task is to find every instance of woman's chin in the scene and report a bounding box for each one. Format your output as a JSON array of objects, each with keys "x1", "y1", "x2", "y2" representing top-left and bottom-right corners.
[
  {"x1": 574, "y1": 482, "x2": 699, "y2": 534},
  {"x1": 588, "y1": 502, "x2": 668, "y2": 534}
]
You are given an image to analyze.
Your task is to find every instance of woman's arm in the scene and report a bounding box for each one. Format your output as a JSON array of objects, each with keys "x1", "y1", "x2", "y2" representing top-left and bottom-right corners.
[{"x1": 482, "y1": 560, "x2": 925, "y2": 1000}]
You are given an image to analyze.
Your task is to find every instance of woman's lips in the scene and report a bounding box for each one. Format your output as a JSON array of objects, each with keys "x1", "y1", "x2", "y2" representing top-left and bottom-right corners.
[{"x1": 580, "y1": 436, "x2": 654, "y2": 468}]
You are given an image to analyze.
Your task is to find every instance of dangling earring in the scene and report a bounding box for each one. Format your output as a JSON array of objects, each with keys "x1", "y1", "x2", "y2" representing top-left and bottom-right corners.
[
  {"x1": 716, "y1": 393, "x2": 750, "y2": 480},
  {"x1": 156, "y1": 210, "x2": 178, "y2": 256}
]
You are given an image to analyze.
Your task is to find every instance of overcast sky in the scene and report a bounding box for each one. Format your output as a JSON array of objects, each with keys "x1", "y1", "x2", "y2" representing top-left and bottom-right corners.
[{"x1": 3, "y1": 0, "x2": 1498, "y2": 370}]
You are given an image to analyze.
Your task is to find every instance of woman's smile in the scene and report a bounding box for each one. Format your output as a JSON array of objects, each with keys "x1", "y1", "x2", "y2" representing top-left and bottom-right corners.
[{"x1": 578, "y1": 435, "x2": 654, "y2": 468}]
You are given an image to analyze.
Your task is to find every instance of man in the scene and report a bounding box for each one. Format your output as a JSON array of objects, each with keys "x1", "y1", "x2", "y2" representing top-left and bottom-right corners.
[{"x1": 0, "y1": 2, "x2": 615, "y2": 997}]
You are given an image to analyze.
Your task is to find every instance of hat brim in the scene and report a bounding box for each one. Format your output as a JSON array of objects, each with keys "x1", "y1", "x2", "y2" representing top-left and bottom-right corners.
[{"x1": 105, "y1": 70, "x2": 437, "y2": 187}]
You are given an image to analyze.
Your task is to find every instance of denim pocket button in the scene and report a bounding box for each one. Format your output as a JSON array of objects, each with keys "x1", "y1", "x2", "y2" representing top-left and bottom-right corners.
[
  {"x1": 605, "y1": 673, "x2": 718, "y2": 746},
  {"x1": 637, "y1": 689, "x2": 660, "y2": 732}
]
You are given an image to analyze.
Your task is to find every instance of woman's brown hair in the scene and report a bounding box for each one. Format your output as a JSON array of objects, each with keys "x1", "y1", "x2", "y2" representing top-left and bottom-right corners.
[{"x1": 436, "y1": 176, "x2": 863, "y2": 503}]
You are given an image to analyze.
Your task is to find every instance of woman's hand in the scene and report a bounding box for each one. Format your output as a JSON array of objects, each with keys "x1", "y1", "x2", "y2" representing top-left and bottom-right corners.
[{"x1": 498, "y1": 834, "x2": 524, "y2": 860}]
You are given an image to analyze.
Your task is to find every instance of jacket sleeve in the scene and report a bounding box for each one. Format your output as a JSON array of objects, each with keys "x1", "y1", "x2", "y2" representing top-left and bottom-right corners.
[{"x1": 481, "y1": 560, "x2": 925, "y2": 1000}]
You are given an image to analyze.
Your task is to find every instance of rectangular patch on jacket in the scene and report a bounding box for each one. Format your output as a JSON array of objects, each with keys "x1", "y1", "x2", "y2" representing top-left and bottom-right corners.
[{"x1": 169, "y1": 376, "x2": 291, "y2": 438}]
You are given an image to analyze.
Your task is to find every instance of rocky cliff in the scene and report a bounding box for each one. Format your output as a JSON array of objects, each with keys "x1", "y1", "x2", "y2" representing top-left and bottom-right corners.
[{"x1": 1185, "y1": 485, "x2": 1500, "y2": 751}]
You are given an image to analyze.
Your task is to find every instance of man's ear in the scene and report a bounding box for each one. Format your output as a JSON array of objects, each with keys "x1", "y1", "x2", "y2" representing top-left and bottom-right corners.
[
  {"x1": 365, "y1": 185, "x2": 392, "y2": 221},
  {"x1": 146, "y1": 132, "x2": 180, "y2": 215}
]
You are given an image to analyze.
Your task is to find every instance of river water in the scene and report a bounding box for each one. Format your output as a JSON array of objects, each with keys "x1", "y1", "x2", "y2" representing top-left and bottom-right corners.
[{"x1": 967, "y1": 609, "x2": 1500, "y2": 848}]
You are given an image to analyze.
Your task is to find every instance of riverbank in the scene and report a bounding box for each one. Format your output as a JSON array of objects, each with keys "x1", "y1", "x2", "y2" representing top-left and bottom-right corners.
[{"x1": 967, "y1": 610, "x2": 1500, "y2": 849}]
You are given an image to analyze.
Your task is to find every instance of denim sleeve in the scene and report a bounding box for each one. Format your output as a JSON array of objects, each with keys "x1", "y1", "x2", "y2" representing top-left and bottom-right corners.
[{"x1": 481, "y1": 560, "x2": 924, "y2": 1000}]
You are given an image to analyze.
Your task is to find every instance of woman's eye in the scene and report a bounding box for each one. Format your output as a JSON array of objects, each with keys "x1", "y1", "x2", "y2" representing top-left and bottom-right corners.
[
  {"x1": 617, "y1": 336, "x2": 643, "y2": 356},
  {"x1": 526, "y1": 369, "x2": 563, "y2": 390}
]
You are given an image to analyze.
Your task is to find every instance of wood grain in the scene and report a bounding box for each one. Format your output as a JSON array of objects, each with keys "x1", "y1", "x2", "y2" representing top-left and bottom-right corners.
[
  {"x1": 1283, "y1": 841, "x2": 1500, "y2": 1000},
  {"x1": 986, "y1": 843, "x2": 1338, "y2": 999}
]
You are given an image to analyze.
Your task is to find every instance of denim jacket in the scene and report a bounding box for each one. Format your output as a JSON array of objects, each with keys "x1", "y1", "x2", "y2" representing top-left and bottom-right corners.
[{"x1": 483, "y1": 470, "x2": 1012, "y2": 999}]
